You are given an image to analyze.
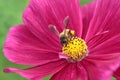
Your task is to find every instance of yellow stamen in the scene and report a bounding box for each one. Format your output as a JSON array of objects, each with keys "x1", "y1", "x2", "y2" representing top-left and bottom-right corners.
[{"x1": 62, "y1": 37, "x2": 87, "y2": 60}]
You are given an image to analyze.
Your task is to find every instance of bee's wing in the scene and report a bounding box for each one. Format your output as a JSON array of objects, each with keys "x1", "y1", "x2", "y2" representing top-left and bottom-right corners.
[
  {"x1": 49, "y1": 25, "x2": 59, "y2": 36},
  {"x1": 63, "y1": 16, "x2": 69, "y2": 29},
  {"x1": 63, "y1": 16, "x2": 70, "y2": 36}
]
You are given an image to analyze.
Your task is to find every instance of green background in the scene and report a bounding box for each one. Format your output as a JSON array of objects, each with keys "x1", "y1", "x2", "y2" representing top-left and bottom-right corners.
[{"x1": 0, "y1": 0, "x2": 116, "y2": 80}]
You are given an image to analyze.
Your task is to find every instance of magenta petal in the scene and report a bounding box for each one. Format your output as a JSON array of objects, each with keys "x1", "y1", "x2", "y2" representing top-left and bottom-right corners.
[
  {"x1": 77, "y1": 63, "x2": 88, "y2": 80},
  {"x1": 86, "y1": 0, "x2": 120, "y2": 41},
  {"x1": 30, "y1": 77, "x2": 42, "y2": 80},
  {"x1": 4, "y1": 60, "x2": 67, "y2": 79},
  {"x1": 82, "y1": 35, "x2": 120, "y2": 79},
  {"x1": 83, "y1": 35, "x2": 120, "y2": 80},
  {"x1": 81, "y1": 1, "x2": 96, "y2": 39},
  {"x1": 82, "y1": 2, "x2": 120, "y2": 79},
  {"x1": 50, "y1": 63, "x2": 77, "y2": 80},
  {"x1": 88, "y1": 35, "x2": 120, "y2": 54},
  {"x1": 23, "y1": 0, "x2": 83, "y2": 37},
  {"x1": 83, "y1": 55, "x2": 120, "y2": 80},
  {"x1": 23, "y1": 8, "x2": 61, "y2": 49},
  {"x1": 30, "y1": 78, "x2": 42, "y2": 80},
  {"x1": 59, "y1": 52, "x2": 69, "y2": 59},
  {"x1": 4, "y1": 25, "x2": 60, "y2": 66},
  {"x1": 81, "y1": 61, "x2": 113, "y2": 80},
  {"x1": 114, "y1": 67, "x2": 120, "y2": 80}
]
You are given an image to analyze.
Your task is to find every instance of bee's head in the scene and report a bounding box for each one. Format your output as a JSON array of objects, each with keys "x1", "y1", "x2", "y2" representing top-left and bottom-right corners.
[{"x1": 60, "y1": 36, "x2": 68, "y2": 45}]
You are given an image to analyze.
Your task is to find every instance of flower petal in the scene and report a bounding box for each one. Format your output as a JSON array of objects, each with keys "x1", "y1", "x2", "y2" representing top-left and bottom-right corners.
[
  {"x1": 77, "y1": 63, "x2": 88, "y2": 80},
  {"x1": 4, "y1": 59, "x2": 67, "y2": 79},
  {"x1": 83, "y1": 35, "x2": 120, "y2": 79},
  {"x1": 85, "y1": 35, "x2": 120, "y2": 70},
  {"x1": 23, "y1": 8, "x2": 61, "y2": 48},
  {"x1": 86, "y1": 0, "x2": 120, "y2": 42},
  {"x1": 81, "y1": 60, "x2": 113, "y2": 80},
  {"x1": 88, "y1": 34, "x2": 120, "y2": 54},
  {"x1": 50, "y1": 63, "x2": 77, "y2": 80},
  {"x1": 23, "y1": 0, "x2": 83, "y2": 37},
  {"x1": 114, "y1": 67, "x2": 120, "y2": 80},
  {"x1": 30, "y1": 77, "x2": 42, "y2": 80},
  {"x1": 81, "y1": 1, "x2": 96, "y2": 39},
  {"x1": 83, "y1": 34, "x2": 120, "y2": 80},
  {"x1": 4, "y1": 25, "x2": 60, "y2": 66},
  {"x1": 83, "y1": 35, "x2": 120, "y2": 80}
]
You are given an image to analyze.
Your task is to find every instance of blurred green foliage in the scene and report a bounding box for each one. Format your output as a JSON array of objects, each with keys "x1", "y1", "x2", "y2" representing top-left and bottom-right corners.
[
  {"x1": 0, "y1": 0, "x2": 116, "y2": 80},
  {"x1": 0, "y1": 0, "x2": 29, "y2": 80}
]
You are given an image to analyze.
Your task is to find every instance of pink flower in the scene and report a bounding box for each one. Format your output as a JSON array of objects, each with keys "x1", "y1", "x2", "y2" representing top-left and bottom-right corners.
[
  {"x1": 3, "y1": 0, "x2": 120, "y2": 80},
  {"x1": 114, "y1": 67, "x2": 120, "y2": 80}
]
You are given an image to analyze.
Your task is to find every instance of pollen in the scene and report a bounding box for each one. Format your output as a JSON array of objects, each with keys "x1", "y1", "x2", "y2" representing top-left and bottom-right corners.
[{"x1": 62, "y1": 37, "x2": 88, "y2": 60}]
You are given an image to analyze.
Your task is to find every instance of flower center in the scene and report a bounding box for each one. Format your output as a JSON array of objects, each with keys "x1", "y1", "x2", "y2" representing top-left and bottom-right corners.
[
  {"x1": 59, "y1": 27, "x2": 88, "y2": 61},
  {"x1": 62, "y1": 36, "x2": 88, "y2": 61}
]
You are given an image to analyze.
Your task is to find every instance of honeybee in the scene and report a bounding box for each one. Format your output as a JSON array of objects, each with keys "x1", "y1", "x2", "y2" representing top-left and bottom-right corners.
[
  {"x1": 59, "y1": 16, "x2": 75, "y2": 46},
  {"x1": 59, "y1": 29, "x2": 75, "y2": 46},
  {"x1": 49, "y1": 16, "x2": 75, "y2": 46}
]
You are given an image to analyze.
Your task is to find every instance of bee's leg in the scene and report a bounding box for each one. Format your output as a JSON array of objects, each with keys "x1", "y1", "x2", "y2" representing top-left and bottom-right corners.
[{"x1": 68, "y1": 30, "x2": 72, "y2": 39}]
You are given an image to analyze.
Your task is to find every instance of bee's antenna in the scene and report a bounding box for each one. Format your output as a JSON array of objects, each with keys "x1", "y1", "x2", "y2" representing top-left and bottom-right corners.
[{"x1": 48, "y1": 24, "x2": 59, "y2": 36}]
